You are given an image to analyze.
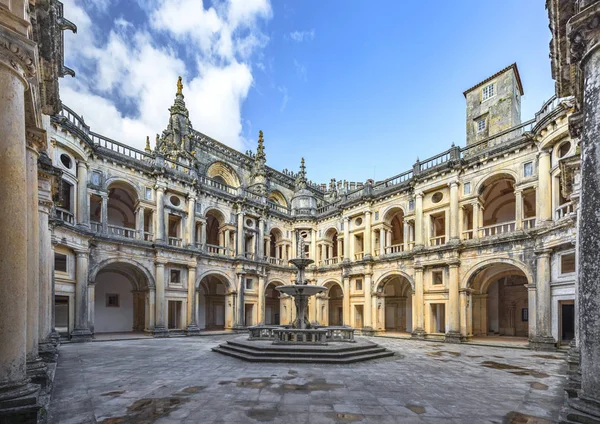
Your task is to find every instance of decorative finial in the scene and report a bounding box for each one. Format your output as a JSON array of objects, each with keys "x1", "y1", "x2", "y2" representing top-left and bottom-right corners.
[
  {"x1": 177, "y1": 76, "x2": 183, "y2": 95},
  {"x1": 145, "y1": 136, "x2": 151, "y2": 151}
]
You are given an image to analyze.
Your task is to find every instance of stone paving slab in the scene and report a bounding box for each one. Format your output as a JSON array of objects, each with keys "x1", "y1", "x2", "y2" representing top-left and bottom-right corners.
[{"x1": 47, "y1": 335, "x2": 567, "y2": 423}]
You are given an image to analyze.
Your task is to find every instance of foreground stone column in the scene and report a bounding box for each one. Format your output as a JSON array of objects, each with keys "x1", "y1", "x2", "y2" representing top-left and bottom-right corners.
[
  {"x1": 414, "y1": 193, "x2": 424, "y2": 247},
  {"x1": 411, "y1": 264, "x2": 425, "y2": 338},
  {"x1": 186, "y1": 265, "x2": 200, "y2": 335},
  {"x1": 235, "y1": 273, "x2": 245, "y2": 328},
  {"x1": 154, "y1": 260, "x2": 168, "y2": 336},
  {"x1": 537, "y1": 150, "x2": 552, "y2": 224},
  {"x1": 146, "y1": 288, "x2": 155, "y2": 332},
  {"x1": 363, "y1": 273, "x2": 373, "y2": 331},
  {"x1": 257, "y1": 276, "x2": 265, "y2": 325},
  {"x1": 0, "y1": 58, "x2": 40, "y2": 421},
  {"x1": 76, "y1": 161, "x2": 89, "y2": 228},
  {"x1": 445, "y1": 261, "x2": 461, "y2": 343},
  {"x1": 459, "y1": 289, "x2": 471, "y2": 339},
  {"x1": 70, "y1": 250, "x2": 92, "y2": 342},
  {"x1": 530, "y1": 249, "x2": 555, "y2": 350}
]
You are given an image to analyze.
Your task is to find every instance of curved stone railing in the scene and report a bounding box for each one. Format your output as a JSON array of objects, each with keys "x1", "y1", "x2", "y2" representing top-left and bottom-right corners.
[{"x1": 273, "y1": 328, "x2": 328, "y2": 344}]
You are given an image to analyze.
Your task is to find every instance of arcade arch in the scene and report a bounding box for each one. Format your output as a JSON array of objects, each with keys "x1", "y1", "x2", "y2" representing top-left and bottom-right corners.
[
  {"x1": 375, "y1": 274, "x2": 412, "y2": 333},
  {"x1": 198, "y1": 273, "x2": 234, "y2": 329}
]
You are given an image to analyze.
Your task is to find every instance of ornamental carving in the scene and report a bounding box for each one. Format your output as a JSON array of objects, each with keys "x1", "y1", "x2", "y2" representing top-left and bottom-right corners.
[
  {"x1": 0, "y1": 31, "x2": 37, "y2": 78},
  {"x1": 567, "y1": 2, "x2": 600, "y2": 64}
]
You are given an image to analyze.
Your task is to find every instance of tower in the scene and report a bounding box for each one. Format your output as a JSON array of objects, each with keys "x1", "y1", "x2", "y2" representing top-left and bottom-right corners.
[{"x1": 463, "y1": 63, "x2": 524, "y2": 145}]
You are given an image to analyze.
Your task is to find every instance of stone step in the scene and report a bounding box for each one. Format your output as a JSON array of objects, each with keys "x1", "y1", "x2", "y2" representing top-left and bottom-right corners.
[
  {"x1": 220, "y1": 342, "x2": 388, "y2": 359},
  {"x1": 226, "y1": 339, "x2": 376, "y2": 354},
  {"x1": 211, "y1": 346, "x2": 394, "y2": 364}
]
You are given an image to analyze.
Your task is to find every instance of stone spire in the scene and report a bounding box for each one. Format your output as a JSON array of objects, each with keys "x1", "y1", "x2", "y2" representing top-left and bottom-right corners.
[
  {"x1": 251, "y1": 130, "x2": 267, "y2": 194},
  {"x1": 156, "y1": 76, "x2": 195, "y2": 162},
  {"x1": 296, "y1": 157, "x2": 307, "y2": 190}
]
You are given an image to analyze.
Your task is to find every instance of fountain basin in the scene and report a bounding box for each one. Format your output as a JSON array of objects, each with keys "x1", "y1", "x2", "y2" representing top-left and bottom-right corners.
[{"x1": 275, "y1": 285, "x2": 326, "y2": 297}]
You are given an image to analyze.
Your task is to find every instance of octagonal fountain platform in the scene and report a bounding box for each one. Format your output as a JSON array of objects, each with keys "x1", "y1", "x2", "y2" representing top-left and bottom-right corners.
[{"x1": 213, "y1": 244, "x2": 394, "y2": 363}]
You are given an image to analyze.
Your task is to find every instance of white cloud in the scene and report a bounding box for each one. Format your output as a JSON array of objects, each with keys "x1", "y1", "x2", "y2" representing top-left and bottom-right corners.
[
  {"x1": 289, "y1": 29, "x2": 315, "y2": 42},
  {"x1": 277, "y1": 86, "x2": 289, "y2": 112},
  {"x1": 293, "y1": 59, "x2": 307, "y2": 81},
  {"x1": 59, "y1": 0, "x2": 272, "y2": 151}
]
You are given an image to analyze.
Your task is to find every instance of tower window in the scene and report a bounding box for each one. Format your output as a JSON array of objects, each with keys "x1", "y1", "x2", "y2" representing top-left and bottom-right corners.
[
  {"x1": 477, "y1": 118, "x2": 486, "y2": 132},
  {"x1": 482, "y1": 83, "x2": 495, "y2": 100}
]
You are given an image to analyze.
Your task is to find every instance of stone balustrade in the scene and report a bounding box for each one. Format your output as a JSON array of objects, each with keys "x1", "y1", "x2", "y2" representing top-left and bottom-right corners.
[{"x1": 273, "y1": 328, "x2": 328, "y2": 344}]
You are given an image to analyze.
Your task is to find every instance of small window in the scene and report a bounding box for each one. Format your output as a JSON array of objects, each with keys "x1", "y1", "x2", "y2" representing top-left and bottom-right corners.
[
  {"x1": 106, "y1": 294, "x2": 120, "y2": 307},
  {"x1": 246, "y1": 218, "x2": 254, "y2": 227},
  {"x1": 60, "y1": 153, "x2": 72, "y2": 169},
  {"x1": 145, "y1": 187, "x2": 152, "y2": 200},
  {"x1": 558, "y1": 142, "x2": 571, "y2": 158},
  {"x1": 91, "y1": 171, "x2": 102, "y2": 186},
  {"x1": 355, "y1": 279, "x2": 363, "y2": 291},
  {"x1": 463, "y1": 182, "x2": 471, "y2": 195},
  {"x1": 482, "y1": 83, "x2": 495, "y2": 100},
  {"x1": 524, "y1": 162, "x2": 533, "y2": 177},
  {"x1": 170, "y1": 270, "x2": 181, "y2": 284},
  {"x1": 561, "y1": 253, "x2": 576, "y2": 274},
  {"x1": 431, "y1": 192, "x2": 443, "y2": 203},
  {"x1": 54, "y1": 253, "x2": 67, "y2": 273},
  {"x1": 245, "y1": 278, "x2": 254, "y2": 290},
  {"x1": 432, "y1": 270, "x2": 443, "y2": 285},
  {"x1": 521, "y1": 308, "x2": 528, "y2": 322},
  {"x1": 374, "y1": 211, "x2": 379, "y2": 220},
  {"x1": 60, "y1": 180, "x2": 73, "y2": 211},
  {"x1": 408, "y1": 200, "x2": 415, "y2": 211},
  {"x1": 170, "y1": 196, "x2": 180, "y2": 207},
  {"x1": 477, "y1": 119, "x2": 486, "y2": 132},
  {"x1": 355, "y1": 217, "x2": 363, "y2": 226}
]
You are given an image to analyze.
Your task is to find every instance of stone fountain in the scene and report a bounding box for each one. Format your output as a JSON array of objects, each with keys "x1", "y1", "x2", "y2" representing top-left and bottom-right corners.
[{"x1": 212, "y1": 233, "x2": 394, "y2": 363}]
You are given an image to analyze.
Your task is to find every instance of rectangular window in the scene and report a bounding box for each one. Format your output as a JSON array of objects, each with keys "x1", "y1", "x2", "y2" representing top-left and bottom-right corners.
[
  {"x1": 409, "y1": 200, "x2": 415, "y2": 211},
  {"x1": 54, "y1": 253, "x2": 67, "y2": 273},
  {"x1": 91, "y1": 171, "x2": 102, "y2": 186},
  {"x1": 60, "y1": 180, "x2": 73, "y2": 211},
  {"x1": 355, "y1": 279, "x2": 363, "y2": 291},
  {"x1": 524, "y1": 162, "x2": 533, "y2": 177},
  {"x1": 477, "y1": 118, "x2": 486, "y2": 132},
  {"x1": 170, "y1": 270, "x2": 181, "y2": 284},
  {"x1": 374, "y1": 211, "x2": 379, "y2": 221},
  {"x1": 145, "y1": 187, "x2": 152, "y2": 200},
  {"x1": 482, "y1": 83, "x2": 495, "y2": 100},
  {"x1": 106, "y1": 294, "x2": 120, "y2": 307},
  {"x1": 432, "y1": 270, "x2": 443, "y2": 285},
  {"x1": 245, "y1": 278, "x2": 254, "y2": 290},
  {"x1": 561, "y1": 253, "x2": 576, "y2": 274},
  {"x1": 464, "y1": 182, "x2": 471, "y2": 195}
]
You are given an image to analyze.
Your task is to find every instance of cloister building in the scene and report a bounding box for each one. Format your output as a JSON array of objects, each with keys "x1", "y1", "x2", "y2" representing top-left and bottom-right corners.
[{"x1": 49, "y1": 65, "x2": 579, "y2": 350}]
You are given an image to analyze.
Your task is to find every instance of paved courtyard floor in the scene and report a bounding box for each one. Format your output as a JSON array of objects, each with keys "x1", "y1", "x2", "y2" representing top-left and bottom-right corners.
[{"x1": 48, "y1": 335, "x2": 567, "y2": 423}]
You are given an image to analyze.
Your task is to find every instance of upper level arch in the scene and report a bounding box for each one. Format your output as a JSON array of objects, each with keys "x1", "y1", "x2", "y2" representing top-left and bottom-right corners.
[
  {"x1": 206, "y1": 161, "x2": 241, "y2": 188},
  {"x1": 268, "y1": 190, "x2": 288, "y2": 207},
  {"x1": 382, "y1": 206, "x2": 406, "y2": 224},
  {"x1": 89, "y1": 258, "x2": 155, "y2": 289},
  {"x1": 196, "y1": 270, "x2": 236, "y2": 293},
  {"x1": 375, "y1": 270, "x2": 415, "y2": 293},
  {"x1": 462, "y1": 257, "x2": 533, "y2": 292}
]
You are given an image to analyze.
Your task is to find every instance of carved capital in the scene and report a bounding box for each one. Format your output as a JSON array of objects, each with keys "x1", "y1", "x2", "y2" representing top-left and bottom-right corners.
[
  {"x1": 26, "y1": 127, "x2": 47, "y2": 152},
  {"x1": 0, "y1": 27, "x2": 38, "y2": 80},
  {"x1": 568, "y1": 2, "x2": 600, "y2": 65}
]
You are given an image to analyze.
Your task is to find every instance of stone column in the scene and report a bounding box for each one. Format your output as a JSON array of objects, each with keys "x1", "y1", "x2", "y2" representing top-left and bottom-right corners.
[
  {"x1": 76, "y1": 161, "x2": 89, "y2": 228},
  {"x1": 537, "y1": 150, "x2": 552, "y2": 224},
  {"x1": 568, "y1": 12, "x2": 600, "y2": 418},
  {"x1": 411, "y1": 264, "x2": 425, "y2": 338},
  {"x1": 449, "y1": 181, "x2": 459, "y2": 242},
  {"x1": 445, "y1": 261, "x2": 461, "y2": 343},
  {"x1": 258, "y1": 218, "x2": 265, "y2": 259},
  {"x1": 153, "y1": 260, "x2": 168, "y2": 336},
  {"x1": 235, "y1": 273, "x2": 245, "y2": 328},
  {"x1": 343, "y1": 276, "x2": 350, "y2": 326},
  {"x1": 459, "y1": 289, "x2": 471, "y2": 339},
  {"x1": 88, "y1": 283, "x2": 95, "y2": 334},
  {"x1": 71, "y1": 251, "x2": 92, "y2": 342},
  {"x1": 379, "y1": 228, "x2": 385, "y2": 255},
  {"x1": 236, "y1": 210, "x2": 244, "y2": 257},
  {"x1": 364, "y1": 211, "x2": 372, "y2": 258},
  {"x1": 23, "y1": 133, "x2": 47, "y2": 386},
  {"x1": 155, "y1": 186, "x2": 166, "y2": 242},
  {"x1": 199, "y1": 220, "x2": 206, "y2": 248},
  {"x1": 343, "y1": 217, "x2": 350, "y2": 261},
  {"x1": 37, "y1": 189, "x2": 56, "y2": 362},
  {"x1": 310, "y1": 229, "x2": 317, "y2": 261},
  {"x1": 146, "y1": 288, "x2": 156, "y2": 332},
  {"x1": 186, "y1": 265, "x2": 200, "y2": 335},
  {"x1": 530, "y1": 249, "x2": 555, "y2": 350},
  {"x1": 135, "y1": 205, "x2": 145, "y2": 240},
  {"x1": 472, "y1": 202, "x2": 480, "y2": 239},
  {"x1": 100, "y1": 194, "x2": 108, "y2": 234},
  {"x1": 403, "y1": 220, "x2": 409, "y2": 251},
  {"x1": 187, "y1": 195, "x2": 196, "y2": 247},
  {"x1": 364, "y1": 273, "x2": 372, "y2": 330},
  {"x1": 514, "y1": 190, "x2": 523, "y2": 230},
  {"x1": 414, "y1": 192, "x2": 424, "y2": 247},
  {"x1": 258, "y1": 276, "x2": 265, "y2": 324}
]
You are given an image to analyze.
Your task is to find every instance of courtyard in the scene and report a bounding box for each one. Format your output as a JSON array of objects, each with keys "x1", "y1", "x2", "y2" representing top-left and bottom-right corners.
[{"x1": 48, "y1": 335, "x2": 566, "y2": 423}]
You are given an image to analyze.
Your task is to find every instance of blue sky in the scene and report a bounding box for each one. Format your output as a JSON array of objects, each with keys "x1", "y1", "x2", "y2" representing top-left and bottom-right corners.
[{"x1": 61, "y1": 0, "x2": 555, "y2": 184}]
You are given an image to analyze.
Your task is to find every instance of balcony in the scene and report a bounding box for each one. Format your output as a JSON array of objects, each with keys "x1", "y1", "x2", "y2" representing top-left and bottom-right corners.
[
  {"x1": 319, "y1": 257, "x2": 339, "y2": 267},
  {"x1": 354, "y1": 252, "x2": 364, "y2": 261},
  {"x1": 384, "y1": 244, "x2": 404, "y2": 254},
  {"x1": 556, "y1": 202, "x2": 574, "y2": 220},
  {"x1": 108, "y1": 224, "x2": 136, "y2": 239},
  {"x1": 523, "y1": 217, "x2": 536, "y2": 230},
  {"x1": 478, "y1": 221, "x2": 516, "y2": 238},
  {"x1": 265, "y1": 256, "x2": 286, "y2": 266},
  {"x1": 167, "y1": 237, "x2": 182, "y2": 247},
  {"x1": 55, "y1": 208, "x2": 74, "y2": 225},
  {"x1": 143, "y1": 232, "x2": 153, "y2": 241},
  {"x1": 90, "y1": 221, "x2": 101, "y2": 233},
  {"x1": 430, "y1": 236, "x2": 446, "y2": 247},
  {"x1": 462, "y1": 230, "x2": 474, "y2": 241},
  {"x1": 204, "y1": 244, "x2": 229, "y2": 256}
]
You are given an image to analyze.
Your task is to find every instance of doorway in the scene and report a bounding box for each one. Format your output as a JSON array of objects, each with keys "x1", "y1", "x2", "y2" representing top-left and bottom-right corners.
[{"x1": 560, "y1": 301, "x2": 575, "y2": 344}]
